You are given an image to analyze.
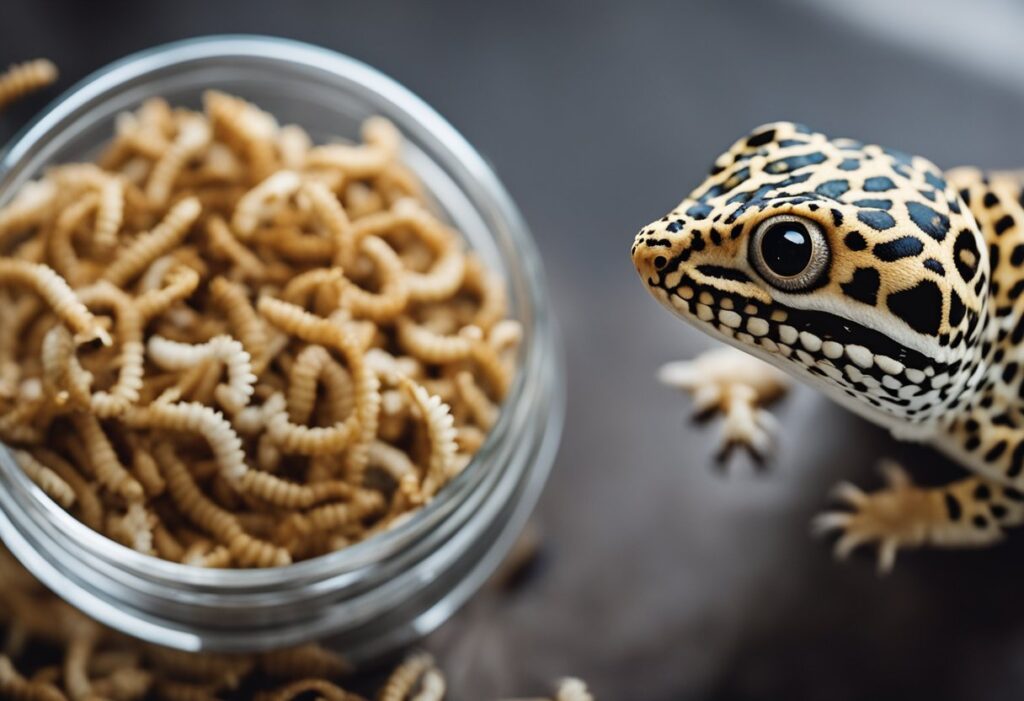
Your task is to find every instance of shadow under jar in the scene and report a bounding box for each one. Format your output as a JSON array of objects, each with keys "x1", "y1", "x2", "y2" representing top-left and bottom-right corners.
[{"x1": 0, "y1": 36, "x2": 564, "y2": 657}]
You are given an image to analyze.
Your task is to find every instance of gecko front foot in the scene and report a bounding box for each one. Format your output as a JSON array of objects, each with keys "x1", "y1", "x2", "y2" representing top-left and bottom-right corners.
[
  {"x1": 812, "y1": 462, "x2": 1008, "y2": 574},
  {"x1": 659, "y1": 347, "x2": 790, "y2": 465}
]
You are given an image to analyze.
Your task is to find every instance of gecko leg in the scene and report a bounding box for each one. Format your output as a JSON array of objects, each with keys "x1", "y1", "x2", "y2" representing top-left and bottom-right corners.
[
  {"x1": 659, "y1": 347, "x2": 790, "y2": 464},
  {"x1": 813, "y1": 461, "x2": 1024, "y2": 573}
]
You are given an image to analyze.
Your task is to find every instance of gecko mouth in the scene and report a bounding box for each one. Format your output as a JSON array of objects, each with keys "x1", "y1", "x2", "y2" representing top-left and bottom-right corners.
[{"x1": 651, "y1": 272, "x2": 965, "y2": 421}]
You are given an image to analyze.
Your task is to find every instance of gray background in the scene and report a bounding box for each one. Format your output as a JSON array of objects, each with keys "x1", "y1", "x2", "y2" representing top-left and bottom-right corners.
[{"x1": 3, "y1": 1, "x2": 1024, "y2": 699}]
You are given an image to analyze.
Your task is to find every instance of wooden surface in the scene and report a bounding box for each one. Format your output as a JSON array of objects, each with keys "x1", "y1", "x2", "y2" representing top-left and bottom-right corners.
[{"x1": 4, "y1": 2, "x2": 1024, "y2": 699}]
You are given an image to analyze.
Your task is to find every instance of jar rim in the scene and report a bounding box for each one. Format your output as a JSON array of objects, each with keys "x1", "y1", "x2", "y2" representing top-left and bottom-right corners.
[{"x1": 0, "y1": 35, "x2": 556, "y2": 588}]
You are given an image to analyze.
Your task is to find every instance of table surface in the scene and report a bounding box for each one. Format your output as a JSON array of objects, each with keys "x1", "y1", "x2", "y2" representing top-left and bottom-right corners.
[{"x1": 4, "y1": 2, "x2": 1024, "y2": 699}]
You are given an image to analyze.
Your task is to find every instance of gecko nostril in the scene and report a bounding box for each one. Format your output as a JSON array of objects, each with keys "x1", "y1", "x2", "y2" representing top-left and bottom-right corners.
[{"x1": 654, "y1": 256, "x2": 667, "y2": 269}]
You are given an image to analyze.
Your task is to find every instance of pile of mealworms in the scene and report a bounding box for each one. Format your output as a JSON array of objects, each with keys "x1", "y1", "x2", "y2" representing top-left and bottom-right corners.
[
  {"x1": 0, "y1": 87, "x2": 520, "y2": 567},
  {"x1": 0, "y1": 545, "x2": 592, "y2": 701},
  {"x1": 0, "y1": 59, "x2": 592, "y2": 701}
]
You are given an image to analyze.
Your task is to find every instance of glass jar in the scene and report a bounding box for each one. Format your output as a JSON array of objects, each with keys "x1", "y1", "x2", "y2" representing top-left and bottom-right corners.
[{"x1": 0, "y1": 36, "x2": 564, "y2": 658}]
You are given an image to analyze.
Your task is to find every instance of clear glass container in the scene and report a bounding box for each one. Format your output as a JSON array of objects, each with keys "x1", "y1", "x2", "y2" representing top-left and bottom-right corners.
[{"x1": 0, "y1": 36, "x2": 564, "y2": 657}]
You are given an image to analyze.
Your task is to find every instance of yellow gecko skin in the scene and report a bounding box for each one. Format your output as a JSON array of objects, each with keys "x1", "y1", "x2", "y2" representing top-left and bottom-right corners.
[{"x1": 631, "y1": 122, "x2": 1024, "y2": 571}]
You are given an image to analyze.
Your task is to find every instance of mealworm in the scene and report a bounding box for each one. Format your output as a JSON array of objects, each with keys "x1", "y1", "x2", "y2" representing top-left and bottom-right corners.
[
  {"x1": 0, "y1": 59, "x2": 57, "y2": 112},
  {"x1": 123, "y1": 402, "x2": 247, "y2": 484},
  {"x1": 12, "y1": 448, "x2": 75, "y2": 508},
  {"x1": 231, "y1": 170, "x2": 301, "y2": 238},
  {"x1": 153, "y1": 442, "x2": 290, "y2": 568},
  {"x1": 70, "y1": 412, "x2": 144, "y2": 501},
  {"x1": 399, "y1": 377, "x2": 457, "y2": 499},
  {"x1": 147, "y1": 335, "x2": 256, "y2": 414},
  {"x1": 135, "y1": 264, "x2": 200, "y2": 320},
  {"x1": 31, "y1": 448, "x2": 103, "y2": 531},
  {"x1": 0, "y1": 260, "x2": 110, "y2": 345},
  {"x1": 379, "y1": 653, "x2": 435, "y2": 701},
  {"x1": 102, "y1": 197, "x2": 201, "y2": 287},
  {"x1": 146, "y1": 114, "x2": 211, "y2": 206}
]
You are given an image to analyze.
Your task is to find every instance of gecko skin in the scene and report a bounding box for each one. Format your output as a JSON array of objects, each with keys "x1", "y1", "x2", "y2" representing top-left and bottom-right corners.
[{"x1": 631, "y1": 122, "x2": 1024, "y2": 570}]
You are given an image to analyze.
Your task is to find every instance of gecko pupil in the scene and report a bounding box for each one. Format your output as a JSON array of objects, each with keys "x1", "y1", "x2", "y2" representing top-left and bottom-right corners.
[{"x1": 760, "y1": 221, "x2": 812, "y2": 277}]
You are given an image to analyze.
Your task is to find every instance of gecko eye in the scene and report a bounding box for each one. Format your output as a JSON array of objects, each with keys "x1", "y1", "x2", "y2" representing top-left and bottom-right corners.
[{"x1": 750, "y1": 214, "x2": 829, "y2": 291}]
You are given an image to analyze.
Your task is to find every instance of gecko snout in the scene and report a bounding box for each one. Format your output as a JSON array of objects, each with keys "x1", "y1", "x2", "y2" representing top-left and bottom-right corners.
[{"x1": 631, "y1": 235, "x2": 673, "y2": 286}]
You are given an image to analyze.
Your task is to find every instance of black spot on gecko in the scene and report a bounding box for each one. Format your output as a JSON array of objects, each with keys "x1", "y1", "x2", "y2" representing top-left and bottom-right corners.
[
  {"x1": 686, "y1": 203, "x2": 713, "y2": 220},
  {"x1": 815, "y1": 180, "x2": 849, "y2": 198},
  {"x1": 948, "y1": 290, "x2": 966, "y2": 327},
  {"x1": 953, "y1": 229, "x2": 980, "y2": 281},
  {"x1": 924, "y1": 172, "x2": 946, "y2": 191},
  {"x1": 844, "y1": 231, "x2": 867, "y2": 250},
  {"x1": 853, "y1": 198, "x2": 893, "y2": 210},
  {"x1": 765, "y1": 152, "x2": 826, "y2": 174},
  {"x1": 857, "y1": 210, "x2": 896, "y2": 231},
  {"x1": 873, "y1": 236, "x2": 923, "y2": 261},
  {"x1": 996, "y1": 215, "x2": 1015, "y2": 236},
  {"x1": 746, "y1": 129, "x2": 776, "y2": 147},
  {"x1": 840, "y1": 267, "x2": 880, "y2": 306},
  {"x1": 986, "y1": 441, "x2": 1009, "y2": 463},
  {"x1": 944, "y1": 493, "x2": 962, "y2": 521},
  {"x1": 907, "y1": 201, "x2": 950, "y2": 240},
  {"x1": 1011, "y1": 244, "x2": 1024, "y2": 267},
  {"x1": 1011, "y1": 442, "x2": 1024, "y2": 478},
  {"x1": 863, "y1": 176, "x2": 895, "y2": 192},
  {"x1": 887, "y1": 281, "x2": 942, "y2": 335}
]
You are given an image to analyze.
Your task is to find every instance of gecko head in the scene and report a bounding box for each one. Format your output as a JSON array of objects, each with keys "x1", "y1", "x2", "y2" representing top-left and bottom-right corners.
[{"x1": 631, "y1": 122, "x2": 988, "y2": 425}]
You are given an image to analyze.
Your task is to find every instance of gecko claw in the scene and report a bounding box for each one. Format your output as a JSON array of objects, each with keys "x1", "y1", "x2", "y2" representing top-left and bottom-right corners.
[
  {"x1": 813, "y1": 461, "x2": 931, "y2": 574},
  {"x1": 658, "y1": 348, "x2": 790, "y2": 467}
]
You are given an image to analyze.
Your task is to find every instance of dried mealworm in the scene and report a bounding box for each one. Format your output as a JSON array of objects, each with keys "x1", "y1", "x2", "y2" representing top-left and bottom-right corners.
[
  {"x1": 0, "y1": 260, "x2": 110, "y2": 345},
  {"x1": 123, "y1": 402, "x2": 247, "y2": 484},
  {"x1": 455, "y1": 370, "x2": 498, "y2": 430},
  {"x1": 70, "y1": 412, "x2": 144, "y2": 501},
  {"x1": 341, "y1": 236, "x2": 408, "y2": 321},
  {"x1": 135, "y1": 265, "x2": 200, "y2": 320},
  {"x1": 94, "y1": 176, "x2": 125, "y2": 255},
  {"x1": 399, "y1": 377, "x2": 457, "y2": 499},
  {"x1": 47, "y1": 192, "x2": 99, "y2": 286},
  {"x1": 31, "y1": 448, "x2": 103, "y2": 531},
  {"x1": 146, "y1": 114, "x2": 211, "y2": 206},
  {"x1": 230, "y1": 170, "x2": 301, "y2": 238},
  {"x1": 395, "y1": 317, "x2": 475, "y2": 363},
  {"x1": 147, "y1": 335, "x2": 256, "y2": 413},
  {"x1": 378, "y1": 653, "x2": 435, "y2": 701},
  {"x1": 12, "y1": 449, "x2": 75, "y2": 508},
  {"x1": 102, "y1": 197, "x2": 201, "y2": 287},
  {"x1": 303, "y1": 179, "x2": 354, "y2": 266},
  {"x1": 153, "y1": 442, "x2": 290, "y2": 568},
  {"x1": 41, "y1": 325, "x2": 92, "y2": 409},
  {"x1": 0, "y1": 59, "x2": 57, "y2": 112},
  {"x1": 205, "y1": 216, "x2": 267, "y2": 279}
]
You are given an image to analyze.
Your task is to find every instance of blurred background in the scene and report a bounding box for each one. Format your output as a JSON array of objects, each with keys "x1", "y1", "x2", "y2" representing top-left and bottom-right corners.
[{"x1": 3, "y1": 1, "x2": 1024, "y2": 699}]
